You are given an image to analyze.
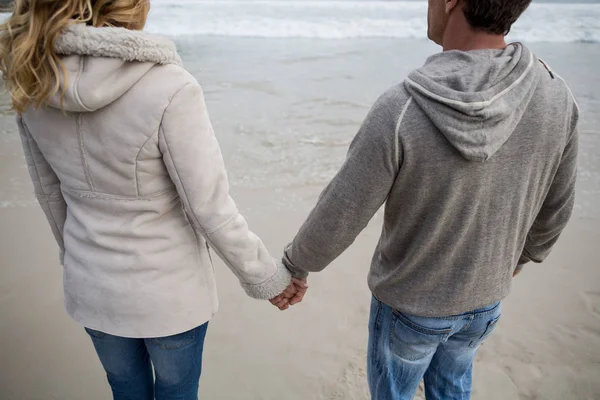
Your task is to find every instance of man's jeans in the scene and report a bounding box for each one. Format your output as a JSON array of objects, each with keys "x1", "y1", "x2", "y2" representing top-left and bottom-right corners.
[
  {"x1": 368, "y1": 297, "x2": 501, "y2": 400},
  {"x1": 86, "y1": 323, "x2": 209, "y2": 400}
]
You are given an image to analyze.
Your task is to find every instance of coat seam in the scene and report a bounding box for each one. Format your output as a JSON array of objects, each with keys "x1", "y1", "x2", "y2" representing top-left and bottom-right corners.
[
  {"x1": 72, "y1": 56, "x2": 94, "y2": 112},
  {"x1": 134, "y1": 130, "x2": 159, "y2": 197},
  {"x1": 158, "y1": 82, "x2": 206, "y2": 234},
  {"x1": 205, "y1": 212, "x2": 240, "y2": 235},
  {"x1": 77, "y1": 114, "x2": 96, "y2": 191},
  {"x1": 21, "y1": 124, "x2": 63, "y2": 242},
  {"x1": 37, "y1": 194, "x2": 64, "y2": 202},
  {"x1": 160, "y1": 123, "x2": 207, "y2": 234},
  {"x1": 63, "y1": 186, "x2": 175, "y2": 201}
]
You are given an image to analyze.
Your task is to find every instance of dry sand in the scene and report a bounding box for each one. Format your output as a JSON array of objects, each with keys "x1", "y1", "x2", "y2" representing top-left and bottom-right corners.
[
  {"x1": 1, "y1": 181, "x2": 599, "y2": 399},
  {"x1": 0, "y1": 99, "x2": 599, "y2": 399}
]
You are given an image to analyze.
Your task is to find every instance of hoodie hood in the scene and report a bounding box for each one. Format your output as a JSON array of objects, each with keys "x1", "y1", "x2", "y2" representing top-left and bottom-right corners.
[
  {"x1": 405, "y1": 43, "x2": 541, "y2": 162},
  {"x1": 48, "y1": 24, "x2": 182, "y2": 112}
]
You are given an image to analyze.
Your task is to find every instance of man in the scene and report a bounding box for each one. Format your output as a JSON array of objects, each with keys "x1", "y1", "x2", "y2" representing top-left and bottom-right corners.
[{"x1": 272, "y1": 0, "x2": 579, "y2": 399}]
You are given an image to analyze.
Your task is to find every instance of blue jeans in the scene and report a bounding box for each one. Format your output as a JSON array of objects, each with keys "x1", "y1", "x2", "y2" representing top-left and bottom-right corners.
[
  {"x1": 86, "y1": 323, "x2": 209, "y2": 400},
  {"x1": 368, "y1": 297, "x2": 501, "y2": 400}
]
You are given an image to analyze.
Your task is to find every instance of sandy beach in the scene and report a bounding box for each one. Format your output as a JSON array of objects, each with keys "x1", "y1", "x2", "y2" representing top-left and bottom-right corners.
[
  {"x1": 1, "y1": 182, "x2": 599, "y2": 399},
  {"x1": 1, "y1": 1, "x2": 600, "y2": 398}
]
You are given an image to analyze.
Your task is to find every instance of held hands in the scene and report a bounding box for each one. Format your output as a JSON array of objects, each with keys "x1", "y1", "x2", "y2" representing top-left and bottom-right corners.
[{"x1": 269, "y1": 278, "x2": 308, "y2": 311}]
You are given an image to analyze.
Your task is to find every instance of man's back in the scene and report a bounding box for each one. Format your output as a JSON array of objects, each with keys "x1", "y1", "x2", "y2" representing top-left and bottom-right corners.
[
  {"x1": 371, "y1": 44, "x2": 578, "y2": 316},
  {"x1": 280, "y1": 0, "x2": 578, "y2": 398},
  {"x1": 283, "y1": 45, "x2": 577, "y2": 317}
]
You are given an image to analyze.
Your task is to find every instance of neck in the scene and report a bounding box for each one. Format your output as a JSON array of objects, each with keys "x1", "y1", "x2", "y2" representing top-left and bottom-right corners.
[{"x1": 442, "y1": 12, "x2": 507, "y2": 51}]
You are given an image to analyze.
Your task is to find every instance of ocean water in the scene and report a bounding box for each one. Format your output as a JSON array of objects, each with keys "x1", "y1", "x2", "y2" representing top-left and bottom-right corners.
[
  {"x1": 146, "y1": 0, "x2": 600, "y2": 43},
  {"x1": 0, "y1": 1, "x2": 598, "y2": 219},
  {"x1": 165, "y1": 37, "x2": 600, "y2": 220}
]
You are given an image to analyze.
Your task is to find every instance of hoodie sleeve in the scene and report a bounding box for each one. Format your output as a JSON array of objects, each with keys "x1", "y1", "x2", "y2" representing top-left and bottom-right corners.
[
  {"x1": 283, "y1": 89, "x2": 407, "y2": 278},
  {"x1": 518, "y1": 97, "x2": 579, "y2": 267},
  {"x1": 158, "y1": 81, "x2": 291, "y2": 300},
  {"x1": 18, "y1": 117, "x2": 67, "y2": 265}
]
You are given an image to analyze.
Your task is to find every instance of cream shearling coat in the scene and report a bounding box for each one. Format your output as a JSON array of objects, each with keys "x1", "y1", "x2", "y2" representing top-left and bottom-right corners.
[{"x1": 18, "y1": 24, "x2": 291, "y2": 338}]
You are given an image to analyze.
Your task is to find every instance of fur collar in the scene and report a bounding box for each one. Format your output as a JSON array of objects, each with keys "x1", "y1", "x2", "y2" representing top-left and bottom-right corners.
[{"x1": 55, "y1": 24, "x2": 182, "y2": 66}]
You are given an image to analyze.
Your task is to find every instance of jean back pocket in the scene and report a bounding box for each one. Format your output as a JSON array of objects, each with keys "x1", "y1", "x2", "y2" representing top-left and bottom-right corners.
[
  {"x1": 469, "y1": 314, "x2": 501, "y2": 348},
  {"x1": 390, "y1": 310, "x2": 453, "y2": 361},
  {"x1": 148, "y1": 328, "x2": 197, "y2": 350}
]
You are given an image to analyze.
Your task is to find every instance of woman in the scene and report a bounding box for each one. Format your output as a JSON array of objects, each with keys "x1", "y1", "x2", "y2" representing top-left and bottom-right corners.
[{"x1": 0, "y1": 1, "x2": 302, "y2": 398}]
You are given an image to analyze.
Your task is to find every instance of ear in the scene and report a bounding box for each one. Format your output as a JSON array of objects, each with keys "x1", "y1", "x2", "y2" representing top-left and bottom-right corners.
[{"x1": 445, "y1": 0, "x2": 459, "y2": 14}]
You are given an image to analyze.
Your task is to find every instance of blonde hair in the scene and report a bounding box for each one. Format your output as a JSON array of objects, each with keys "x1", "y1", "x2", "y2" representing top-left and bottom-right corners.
[{"x1": 0, "y1": 0, "x2": 150, "y2": 114}]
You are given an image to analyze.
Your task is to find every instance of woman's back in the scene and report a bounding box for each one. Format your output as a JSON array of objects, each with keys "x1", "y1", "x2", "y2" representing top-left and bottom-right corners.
[
  {"x1": 15, "y1": 24, "x2": 291, "y2": 338},
  {"x1": 1, "y1": 2, "x2": 295, "y2": 397}
]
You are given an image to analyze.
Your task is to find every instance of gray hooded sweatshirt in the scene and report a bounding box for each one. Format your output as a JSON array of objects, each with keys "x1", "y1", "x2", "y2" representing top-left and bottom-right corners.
[{"x1": 283, "y1": 43, "x2": 579, "y2": 317}]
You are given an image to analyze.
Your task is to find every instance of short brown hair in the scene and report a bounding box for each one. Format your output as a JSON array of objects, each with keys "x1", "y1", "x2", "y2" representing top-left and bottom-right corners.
[{"x1": 463, "y1": 0, "x2": 532, "y2": 35}]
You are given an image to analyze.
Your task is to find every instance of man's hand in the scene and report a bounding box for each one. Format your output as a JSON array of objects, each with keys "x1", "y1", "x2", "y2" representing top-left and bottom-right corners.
[
  {"x1": 269, "y1": 282, "x2": 297, "y2": 311},
  {"x1": 513, "y1": 266, "x2": 523, "y2": 277},
  {"x1": 269, "y1": 278, "x2": 309, "y2": 311},
  {"x1": 288, "y1": 278, "x2": 308, "y2": 305}
]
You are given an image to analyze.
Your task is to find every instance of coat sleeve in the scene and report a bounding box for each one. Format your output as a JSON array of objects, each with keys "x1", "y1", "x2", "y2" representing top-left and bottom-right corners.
[
  {"x1": 18, "y1": 116, "x2": 67, "y2": 265},
  {"x1": 158, "y1": 82, "x2": 291, "y2": 300},
  {"x1": 518, "y1": 97, "x2": 579, "y2": 268}
]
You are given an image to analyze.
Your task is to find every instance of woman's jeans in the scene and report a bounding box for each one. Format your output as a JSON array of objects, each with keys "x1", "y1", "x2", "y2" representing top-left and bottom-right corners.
[
  {"x1": 86, "y1": 323, "x2": 209, "y2": 400},
  {"x1": 368, "y1": 297, "x2": 501, "y2": 400}
]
